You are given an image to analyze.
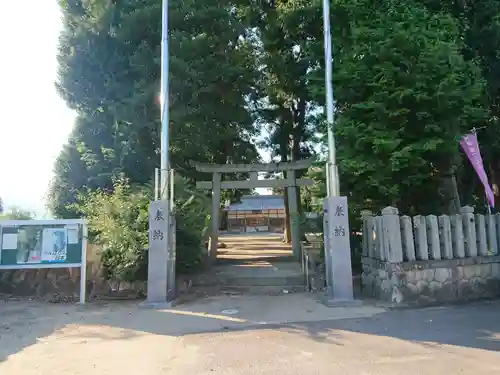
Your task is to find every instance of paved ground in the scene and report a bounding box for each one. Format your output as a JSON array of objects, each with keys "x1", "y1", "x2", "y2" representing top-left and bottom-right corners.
[{"x1": 1, "y1": 293, "x2": 500, "y2": 374}]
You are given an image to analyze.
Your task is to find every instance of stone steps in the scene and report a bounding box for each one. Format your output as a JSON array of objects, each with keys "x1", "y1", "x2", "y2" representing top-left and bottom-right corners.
[
  {"x1": 190, "y1": 285, "x2": 307, "y2": 296},
  {"x1": 193, "y1": 275, "x2": 306, "y2": 288},
  {"x1": 192, "y1": 234, "x2": 309, "y2": 295}
]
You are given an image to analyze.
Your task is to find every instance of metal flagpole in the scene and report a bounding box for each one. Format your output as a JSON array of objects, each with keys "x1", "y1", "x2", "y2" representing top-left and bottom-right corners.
[
  {"x1": 144, "y1": 0, "x2": 171, "y2": 305},
  {"x1": 160, "y1": 0, "x2": 174, "y2": 301},
  {"x1": 322, "y1": 0, "x2": 357, "y2": 304},
  {"x1": 322, "y1": 0, "x2": 339, "y2": 197},
  {"x1": 160, "y1": 0, "x2": 170, "y2": 202},
  {"x1": 322, "y1": 0, "x2": 337, "y2": 301}
]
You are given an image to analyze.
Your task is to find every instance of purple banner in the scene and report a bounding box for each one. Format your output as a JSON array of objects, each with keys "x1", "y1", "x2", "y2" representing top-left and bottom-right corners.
[{"x1": 460, "y1": 133, "x2": 495, "y2": 208}]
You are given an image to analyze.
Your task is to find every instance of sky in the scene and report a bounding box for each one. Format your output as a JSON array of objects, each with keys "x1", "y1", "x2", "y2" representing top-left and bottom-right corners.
[{"x1": 0, "y1": 1, "x2": 76, "y2": 217}]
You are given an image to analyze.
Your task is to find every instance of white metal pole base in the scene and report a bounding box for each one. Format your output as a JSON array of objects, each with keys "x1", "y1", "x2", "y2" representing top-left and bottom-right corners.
[
  {"x1": 326, "y1": 162, "x2": 340, "y2": 197},
  {"x1": 78, "y1": 224, "x2": 88, "y2": 305}
]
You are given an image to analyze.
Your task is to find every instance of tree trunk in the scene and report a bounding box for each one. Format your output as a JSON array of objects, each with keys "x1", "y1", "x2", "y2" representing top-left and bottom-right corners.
[
  {"x1": 439, "y1": 172, "x2": 461, "y2": 215},
  {"x1": 490, "y1": 160, "x2": 500, "y2": 206}
]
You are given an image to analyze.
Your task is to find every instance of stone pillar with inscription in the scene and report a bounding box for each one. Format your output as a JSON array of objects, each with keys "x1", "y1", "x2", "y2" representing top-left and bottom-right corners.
[
  {"x1": 144, "y1": 200, "x2": 174, "y2": 306},
  {"x1": 323, "y1": 210, "x2": 333, "y2": 291},
  {"x1": 167, "y1": 212, "x2": 176, "y2": 301},
  {"x1": 323, "y1": 196, "x2": 355, "y2": 304}
]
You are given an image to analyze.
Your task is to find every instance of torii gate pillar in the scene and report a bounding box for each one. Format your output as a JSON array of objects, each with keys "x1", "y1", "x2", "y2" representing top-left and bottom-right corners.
[{"x1": 192, "y1": 159, "x2": 314, "y2": 262}]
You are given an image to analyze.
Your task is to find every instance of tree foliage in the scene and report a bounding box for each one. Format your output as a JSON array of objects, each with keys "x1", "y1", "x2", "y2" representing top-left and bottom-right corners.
[
  {"x1": 50, "y1": 0, "x2": 261, "y2": 217},
  {"x1": 75, "y1": 179, "x2": 151, "y2": 281},
  {"x1": 329, "y1": 0, "x2": 486, "y2": 214},
  {"x1": 50, "y1": 0, "x2": 500, "y2": 277},
  {"x1": 0, "y1": 207, "x2": 34, "y2": 220},
  {"x1": 75, "y1": 176, "x2": 210, "y2": 281}
]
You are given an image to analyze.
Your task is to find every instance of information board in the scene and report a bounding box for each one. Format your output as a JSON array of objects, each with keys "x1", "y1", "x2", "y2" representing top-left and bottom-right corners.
[{"x1": 0, "y1": 219, "x2": 88, "y2": 303}]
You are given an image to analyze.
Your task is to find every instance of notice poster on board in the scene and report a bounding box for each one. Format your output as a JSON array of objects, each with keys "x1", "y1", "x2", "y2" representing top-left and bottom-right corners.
[
  {"x1": 41, "y1": 228, "x2": 68, "y2": 262},
  {"x1": 16, "y1": 227, "x2": 43, "y2": 263},
  {"x1": 66, "y1": 225, "x2": 79, "y2": 245},
  {"x1": 1, "y1": 233, "x2": 18, "y2": 250}
]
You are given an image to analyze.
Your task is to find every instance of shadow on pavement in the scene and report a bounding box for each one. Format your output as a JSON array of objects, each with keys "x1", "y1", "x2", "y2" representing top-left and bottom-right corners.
[
  {"x1": 282, "y1": 302, "x2": 500, "y2": 351},
  {"x1": 1, "y1": 295, "x2": 500, "y2": 365}
]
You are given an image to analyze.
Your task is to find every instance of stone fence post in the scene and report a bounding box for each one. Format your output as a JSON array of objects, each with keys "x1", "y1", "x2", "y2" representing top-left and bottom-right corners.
[
  {"x1": 486, "y1": 214, "x2": 498, "y2": 256},
  {"x1": 374, "y1": 216, "x2": 385, "y2": 260},
  {"x1": 495, "y1": 215, "x2": 500, "y2": 255},
  {"x1": 361, "y1": 210, "x2": 374, "y2": 258},
  {"x1": 413, "y1": 215, "x2": 428, "y2": 260},
  {"x1": 438, "y1": 215, "x2": 453, "y2": 260},
  {"x1": 381, "y1": 207, "x2": 403, "y2": 263},
  {"x1": 426, "y1": 215, "x2": 440, "y2": 260},
  {"x1": 400, "y1": 215, "x2": 415, "y2": 261},
  {"x1": 381, "y1": 206, "x2": 404, "y2": 303},
  {"x1": 461, "y1": 206, "x2": 477, "y2": 257},
  {"x1": 476, "y1": 214, "x2": 488, "y2": 256},
  {"x1": 450, "y1": 214, "x2": 465, "y2": 258}
]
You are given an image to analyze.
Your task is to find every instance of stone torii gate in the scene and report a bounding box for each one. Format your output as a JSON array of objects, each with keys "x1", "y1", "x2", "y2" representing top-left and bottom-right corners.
[{"x1": 191, "y1": 158, "x2": 314, "y2": 261}]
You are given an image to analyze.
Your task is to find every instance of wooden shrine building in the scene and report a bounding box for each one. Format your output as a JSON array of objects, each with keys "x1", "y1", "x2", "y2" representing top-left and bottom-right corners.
[{"x1": 223, "y1": 195, "x2": 286, "y2": 233}]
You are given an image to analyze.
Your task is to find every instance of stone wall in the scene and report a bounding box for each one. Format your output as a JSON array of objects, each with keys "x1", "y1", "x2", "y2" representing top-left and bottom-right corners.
[
  {"x1": 362, "y1": 256, "x2": 500, "y2": 304},
  {"x1": 0, "y1": 268, "x2": 89, "y2": 302},
  {"x1": 0, "y1": 244, "x2": 109, "y2": 301},
  {"x1": 361, "y1": 206, "x2": 500, "y2": 305}
]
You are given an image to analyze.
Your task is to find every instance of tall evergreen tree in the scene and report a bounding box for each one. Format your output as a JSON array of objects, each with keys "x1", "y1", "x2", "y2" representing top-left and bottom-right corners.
[
  {"x1": 50, "y1": 0, "x2": 260, "y2": 216},
  {"x1": 307, "y1": 0, "x2": 486, "y2": 214}
]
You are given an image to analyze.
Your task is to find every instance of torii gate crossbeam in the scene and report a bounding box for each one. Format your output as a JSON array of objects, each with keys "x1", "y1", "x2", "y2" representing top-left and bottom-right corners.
[{"x1": 192, "y1": 159, "x2": 314, "y2": 262}]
